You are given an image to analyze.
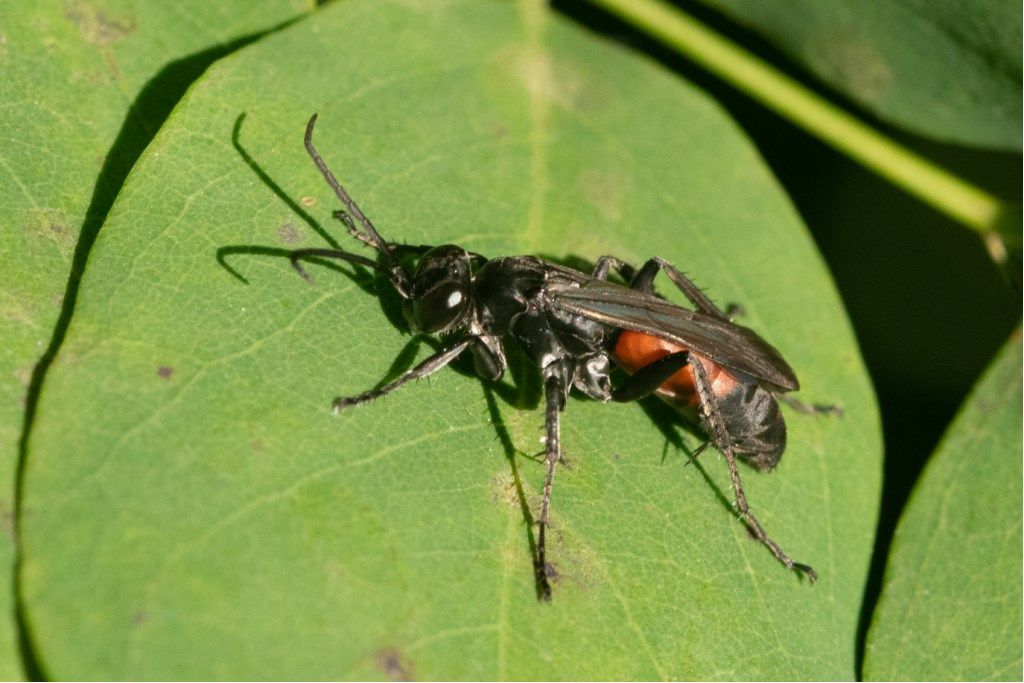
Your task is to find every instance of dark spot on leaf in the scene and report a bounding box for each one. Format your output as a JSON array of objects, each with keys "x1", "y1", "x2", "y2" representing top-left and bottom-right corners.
[
  {"x1": 376, "y1": 649, "x2": 414, "y2": 682},
  {"x1": 65, "y1": 0, "x2": 136, "y2": 45},
  {"x1": 157, "y1": 366, "x2": 174, "y2": 379},
  {"x1": 132, "y1": 610, "x2": 149, "y2": 626},
  {"x1": 26, "y1": 211, "x2": 76, "y2": 255},
  {"x1": 544, "y1": 538, "x2": 599, "y2": 594},
  {"x1": 489, "y1": 471, "x2": 519, "y2": 507},
  {"x1": 277, "y1": 222, "x2": 300, "y2": 244}
]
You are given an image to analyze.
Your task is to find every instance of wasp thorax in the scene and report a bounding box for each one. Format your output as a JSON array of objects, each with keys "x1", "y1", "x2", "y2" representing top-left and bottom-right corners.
[{"x1": 410, "y1": 245, "x2": 473, "y2": 333}]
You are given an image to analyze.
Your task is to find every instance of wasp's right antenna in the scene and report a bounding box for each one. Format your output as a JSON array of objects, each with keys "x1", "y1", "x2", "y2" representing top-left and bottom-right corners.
[
  {"x1": 288, "y1": 247, "x2": 399, "y2": 288},
  {"x1": 304, "y1": 113, "x2": 411, "y2": 297}
]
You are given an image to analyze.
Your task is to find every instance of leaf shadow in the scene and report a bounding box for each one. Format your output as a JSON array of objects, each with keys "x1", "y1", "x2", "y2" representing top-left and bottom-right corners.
[
  {"x1": 14, "y1": 22, "x2": 302, "y2": 681},
  {"x1": 217, "y1": 112, "x2": 413, "y2": 332},
  {"x1": 232, "y1": 112, "x2": 341, "y2": 249},
  {"x1": 482, "y1": 384, "x2": 551, "y2": 600},
  {"x1": 215, "y1": 244, "x2": 370, "y2": 288},
  {"x1": 217, "y1": 134, "x2": 741, "y2": 594}
]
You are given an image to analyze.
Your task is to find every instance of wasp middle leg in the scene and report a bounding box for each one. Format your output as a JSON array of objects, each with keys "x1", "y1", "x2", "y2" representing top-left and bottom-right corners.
[{"x1": 536, "y1": 372, "x2": 568, "y2": 601}]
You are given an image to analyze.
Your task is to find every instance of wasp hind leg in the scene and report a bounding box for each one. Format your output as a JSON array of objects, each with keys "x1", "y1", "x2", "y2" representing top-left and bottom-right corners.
[
  {"x1": 690, "y1": 356, "x2": 817, "y2": 582},
  {"x1": 610, "y1": 351, "x2": 690, "y2": 403},
  {"x1": 594, "y1": 256, "x2": 817, "y2": 579}
]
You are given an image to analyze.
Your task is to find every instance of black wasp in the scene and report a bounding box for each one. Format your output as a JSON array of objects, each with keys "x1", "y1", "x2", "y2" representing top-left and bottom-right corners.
[{"x1": 289, "y1": 114, "x2": 833, "y2": 599}]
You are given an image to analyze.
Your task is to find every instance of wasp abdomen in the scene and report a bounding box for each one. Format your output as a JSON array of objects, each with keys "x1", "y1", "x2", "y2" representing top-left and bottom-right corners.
[{"x1": 613, "y1": 329, "x2": 741, "y2": 408}]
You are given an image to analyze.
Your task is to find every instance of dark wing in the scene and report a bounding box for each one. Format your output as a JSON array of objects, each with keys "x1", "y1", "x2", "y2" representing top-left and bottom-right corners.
[{"x1": 546, "y1": 277, "x2": 799, "y2": 392}]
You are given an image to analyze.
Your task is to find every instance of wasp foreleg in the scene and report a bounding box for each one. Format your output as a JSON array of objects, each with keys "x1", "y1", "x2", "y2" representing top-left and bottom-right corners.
[
  {"x1": 331, "y1": 208, "x2": 372, "y2": 246},
  {"x1": 332, "y1": 338, "x2": 472, "y2": 413}
]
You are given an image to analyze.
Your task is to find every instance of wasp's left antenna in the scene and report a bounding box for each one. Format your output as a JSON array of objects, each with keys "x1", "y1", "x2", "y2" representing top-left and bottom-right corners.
[{"x1": 304, "y1": 113, "x2": 411, "y2": 296}]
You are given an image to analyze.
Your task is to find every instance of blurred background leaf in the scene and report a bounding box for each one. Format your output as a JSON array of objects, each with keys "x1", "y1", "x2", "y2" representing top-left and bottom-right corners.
[
  {"x1": 19, "y1": 0, "x2": 878, "y2": 678},
  {"x1": 559, "y1": 3, "x2": 1020, "y2": 675},
  {"x1": 0, "y1": 0, "x2": 312, "y2": 677},
  {"x1": 587, "y1": 0, "x2": 1019, "y2": 250},
  {"x1": 863, "y1": 333, "x2": 1022, "y2": 681},
  {"x1": 691, "y1": 0, "x2": 1022, "y2": 150}
]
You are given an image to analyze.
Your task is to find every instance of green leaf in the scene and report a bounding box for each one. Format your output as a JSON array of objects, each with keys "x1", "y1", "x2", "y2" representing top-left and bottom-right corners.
[
  {"x1": 864, "y1": 334, "x2": 1023, "y2": 680},
  {"x1": 695, "y1": 0, "x2": 1022, "y2": 150},
  {"x1": 0, "y1": 1, "x2": 311, "y2": 677},
  {"x1": 20, "y1": 0, "x2": 881, "y2": 678}
]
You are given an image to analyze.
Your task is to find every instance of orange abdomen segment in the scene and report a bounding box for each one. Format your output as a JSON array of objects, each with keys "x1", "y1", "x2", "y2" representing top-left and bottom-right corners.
[{"x1": 613, "y1": 330, "x2": 739, "y2": 408}]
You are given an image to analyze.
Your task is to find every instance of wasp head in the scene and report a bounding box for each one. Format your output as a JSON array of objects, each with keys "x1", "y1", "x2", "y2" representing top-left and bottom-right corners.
[{"x1": 405, "y1": 245, "x2": 473, "y2": 333}]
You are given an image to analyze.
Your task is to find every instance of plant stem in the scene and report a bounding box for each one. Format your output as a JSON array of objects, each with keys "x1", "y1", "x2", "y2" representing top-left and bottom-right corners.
[{"x1": 586, "y1": 0, "x2": 1017, "y2": 245}]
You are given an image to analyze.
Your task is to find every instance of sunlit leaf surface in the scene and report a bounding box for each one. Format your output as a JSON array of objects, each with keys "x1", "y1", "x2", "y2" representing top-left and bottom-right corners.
[
  {"x1": 20, "y1": 1, "x2": 880, "y2": 678},
  {"x1": 0, "y1": 1, "x2": 310, "y2": 676}
]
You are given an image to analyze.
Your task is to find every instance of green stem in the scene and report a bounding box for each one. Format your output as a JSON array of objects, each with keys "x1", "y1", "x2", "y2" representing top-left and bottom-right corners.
[{"x1": 587, "y1": 0, "x2": 1014, "y2": 239}]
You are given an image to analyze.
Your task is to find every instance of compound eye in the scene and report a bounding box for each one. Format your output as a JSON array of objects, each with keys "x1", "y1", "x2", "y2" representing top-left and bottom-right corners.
[{"x1": 414, "y1": 282, "x2": 469, "y2": 333}]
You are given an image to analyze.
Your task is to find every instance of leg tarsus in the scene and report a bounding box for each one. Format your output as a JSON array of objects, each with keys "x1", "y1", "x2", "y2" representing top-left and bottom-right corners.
[
  {"x1": 684, "y1": 440, "x2": 710, "y2": 467},
  {"x1": 779, "y1": 394, "x2": 844, "y2": 417},
  {"x1": 332, "y1": 339, "x2": 471, "y2": 412},
  {"x1": 723, "y1": 302, "x2": 745, "y2": 320},
  {"x1": 332, "y1": 210, "x2": 436, "y2": 259}
]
